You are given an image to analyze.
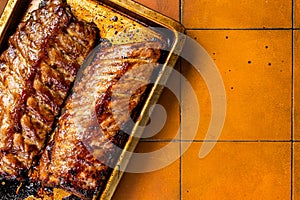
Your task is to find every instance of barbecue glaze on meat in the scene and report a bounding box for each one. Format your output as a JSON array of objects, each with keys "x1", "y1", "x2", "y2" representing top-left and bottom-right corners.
[
  {"x1": 0, "y1": 0, "x2": 98, "y2": 179},
  {"x1": 34, "y1": 41, "x2": 163, "y2": 199}
]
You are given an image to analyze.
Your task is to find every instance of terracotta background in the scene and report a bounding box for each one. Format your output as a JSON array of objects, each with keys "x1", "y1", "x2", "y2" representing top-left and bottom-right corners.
[{"x1": 0, "y1": 0, "x2": 299, "y2": 199}]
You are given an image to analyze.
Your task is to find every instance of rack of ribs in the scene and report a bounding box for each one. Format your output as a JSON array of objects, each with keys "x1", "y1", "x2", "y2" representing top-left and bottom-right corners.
[
  {"x1": 33, "y1": 41, "x2": 164, "y2": 199},
  {"x1": 0, "y1": 0, "x2": 98, "y2": 179}
]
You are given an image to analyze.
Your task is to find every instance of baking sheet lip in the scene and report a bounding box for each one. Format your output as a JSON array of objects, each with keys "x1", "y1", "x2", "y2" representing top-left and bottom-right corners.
[{"x1": 0, "y1": 0, "x2": 18, "y2": 45}]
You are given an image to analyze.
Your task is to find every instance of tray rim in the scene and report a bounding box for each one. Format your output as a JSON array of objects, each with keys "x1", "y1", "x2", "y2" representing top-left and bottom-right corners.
[{"x1": 0, "y1": 0, "x2": 20, "y2": 44}]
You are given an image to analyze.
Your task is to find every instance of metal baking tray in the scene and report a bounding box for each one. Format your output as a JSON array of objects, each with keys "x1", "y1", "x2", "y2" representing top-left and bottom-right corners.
[{"x1": 0, "y1": 0, "x2": 185, "y2": 199}]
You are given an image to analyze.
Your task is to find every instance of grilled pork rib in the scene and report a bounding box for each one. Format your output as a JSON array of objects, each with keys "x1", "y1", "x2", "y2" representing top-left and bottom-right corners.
[
  {"x1": 34, "y1": 41, "x2": 163, "y2": 199},
  {"x1": 0, "y1": 0, "x2": 97, "y2": 179}
]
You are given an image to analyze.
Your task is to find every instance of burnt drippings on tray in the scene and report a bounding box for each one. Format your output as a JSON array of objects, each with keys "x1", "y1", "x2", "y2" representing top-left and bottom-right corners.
[
  {"x1": 110, "y1": 16, "x2": 118, "y2": 22},
  {"x1": 0, "y1": 179, "x2": 40, "y2": 200},
  {"x1": 0, "y1": 177, "x2": 74, "y2": 199},
  {"x1": 0, "y1": 178, "x2": 83, "y2": 199}
]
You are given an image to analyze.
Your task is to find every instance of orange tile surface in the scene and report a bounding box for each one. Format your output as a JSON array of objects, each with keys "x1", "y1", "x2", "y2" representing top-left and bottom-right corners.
[
  {"x1": 183, "y1": 0, "x2": 292, "y2": 29},
  {"x1": 182, "y1": 142, "x2": 291, "y2": 199},
  {"x1": 133, "y1": 0, "x2": 179, "y2": 21},
  {"x1": 296, "y1": 30, "x2": 300, "y2": 140},
  {"x1": 183, "y1": 30, "x2": 292, "y2": 140},
  {"x1": 295, "y1": 143, "x2": 300, "y2": 199},
  {"x1": 0, "y1": 1, "x2": 6, "y2": 15},
  {"x1": 181, "y1": 58, "x2": 211, "y2": 141},
  {"x1": 296, "y1": 0, "x2": 300, "y2": 28},
  {"x1": 112, "y1": 142, "x2": 180, "y2": 200}
]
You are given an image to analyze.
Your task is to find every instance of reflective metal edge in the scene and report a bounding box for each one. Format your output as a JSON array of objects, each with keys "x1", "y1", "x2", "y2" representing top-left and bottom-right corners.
[{"x1": 0, "y1": 0, "x2": 19, "y2": 44}]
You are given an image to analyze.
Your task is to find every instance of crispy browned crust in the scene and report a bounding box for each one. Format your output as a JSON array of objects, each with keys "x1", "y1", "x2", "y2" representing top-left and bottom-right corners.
[
  {"x1": 0, "y1": 0, "x2": 98, "y2": 179},
  {"x1": 34, "y1": 41, "x2": 163, "y2": 199}
]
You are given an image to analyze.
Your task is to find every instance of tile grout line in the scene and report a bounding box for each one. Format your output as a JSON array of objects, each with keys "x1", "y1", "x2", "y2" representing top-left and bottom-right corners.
[
  {"x1": 291, "y1": 0, "x2": 295, "y2": 199},
  {"x1": 180, "y1": 0, "x2": 183, "y2": 25}
]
